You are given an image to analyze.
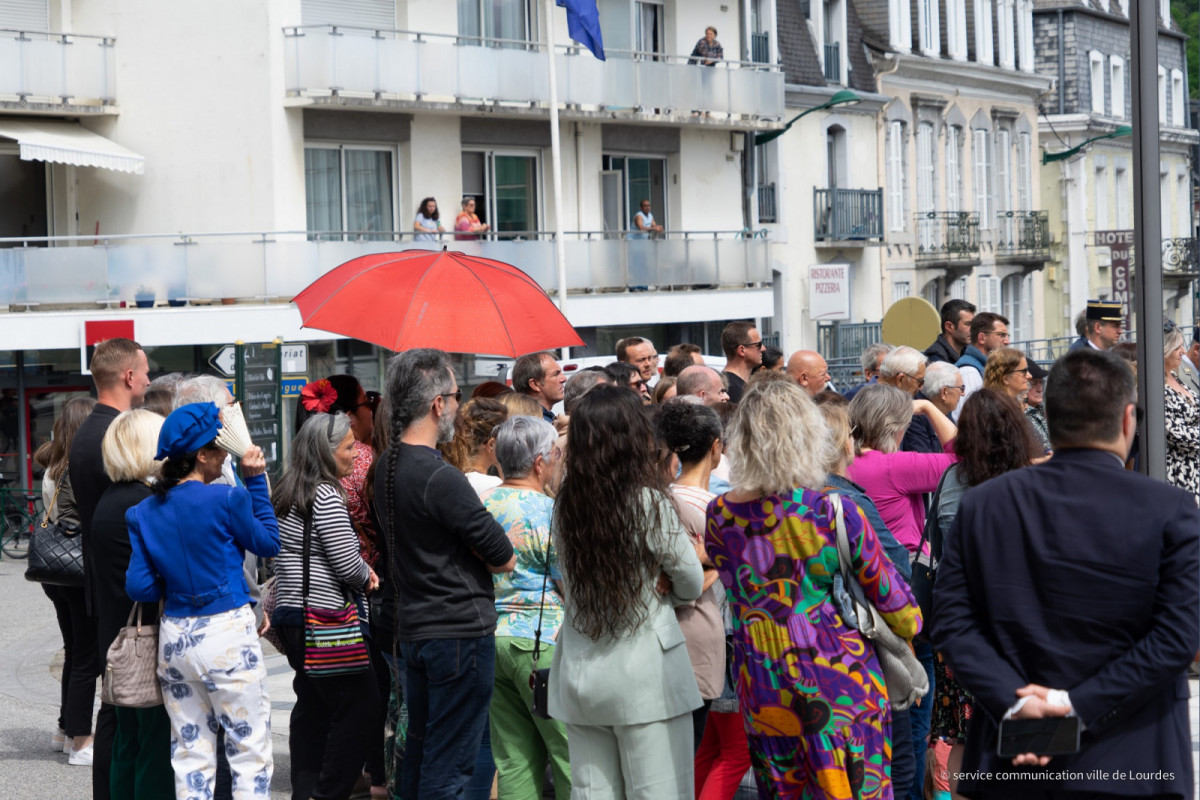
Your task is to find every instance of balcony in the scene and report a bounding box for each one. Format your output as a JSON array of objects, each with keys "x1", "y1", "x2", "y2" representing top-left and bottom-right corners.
[
  {"x1": 995, "y1": 210, "x2": 1051, "y2": 262},
  {"x1": 0, "y1": 231, "x2": 772, "y2": 309},
  {"x1": 914, "y1": 212, "x2": 981, "y2": 266},
  {"x1": 824, "y1": 42, "x2": 840, "y2": 82},
  {"x1": 814, "y1": 188, "x2": 883, "y2": 244},
  {"x1": 1162, "y1": 237, "x2": 1198, "y2": 279},
  {"x1": 282, "y1": 26, "x2": 785, "y2": 126},
  {"x1": 0, "y1": 29, "x2": 116, "y2": 109}
]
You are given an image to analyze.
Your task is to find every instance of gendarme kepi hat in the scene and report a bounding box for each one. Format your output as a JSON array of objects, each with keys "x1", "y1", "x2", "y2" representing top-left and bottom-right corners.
[
  {"x1": 156, "y1": 402, "x2": 222, "y2": 460},
  {"x1": 1085, "y1": 300, "x2": 1122, "y2": 323}
]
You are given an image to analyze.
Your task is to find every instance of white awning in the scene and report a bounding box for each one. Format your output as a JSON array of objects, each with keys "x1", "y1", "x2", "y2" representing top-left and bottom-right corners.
[{"x1": 0, "y1": 119, "x2": 144, "y2": 174}]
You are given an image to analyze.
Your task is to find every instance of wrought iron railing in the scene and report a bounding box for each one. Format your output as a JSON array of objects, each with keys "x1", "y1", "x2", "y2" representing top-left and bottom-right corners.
[
  {"x1": 824, "y1": 42, "x2": 840, "y2": 82},
  {"x1": 995, "y1": 210, "x2": 1051, "y2": 260},
  {"x1": 757, "y1": 183, "x2": 778, "y2": 223},
  {"x1": 914, "y1": 212, "x2": 981, "y2": 262},
  {"x1": 751, "y1": 32, "x2": 770, "y2": 64},
  {"x1": 1162, "y1": 237, "x2": 1198, "y2": 276},
  {"x1": 814, "y1": 188, "x2": 884, "y2": 241}
]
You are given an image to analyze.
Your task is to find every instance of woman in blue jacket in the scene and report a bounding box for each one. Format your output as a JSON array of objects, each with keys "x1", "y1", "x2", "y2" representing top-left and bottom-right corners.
[{"x1": 125, "y1": 402, "x2": 280, "y2": 800}]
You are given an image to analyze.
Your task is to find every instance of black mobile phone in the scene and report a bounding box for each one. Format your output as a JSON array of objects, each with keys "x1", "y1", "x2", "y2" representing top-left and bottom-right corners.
[{"x1": 997, "y1": 716, "x2": 1081, "y2": 758}]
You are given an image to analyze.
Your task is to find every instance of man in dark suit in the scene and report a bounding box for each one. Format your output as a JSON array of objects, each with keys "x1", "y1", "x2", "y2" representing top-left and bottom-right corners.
[
  {"x1": 1068, "y1": 299, "x2": 1123, "y2": 351},
  {"x1": 933, "y1": 348, "x2": 1199, "y2": 800}
]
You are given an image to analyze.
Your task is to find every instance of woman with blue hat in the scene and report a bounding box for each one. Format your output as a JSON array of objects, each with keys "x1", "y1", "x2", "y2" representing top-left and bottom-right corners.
[{"x1": 125, "y1": 402, "x2": 280, "y2": 799}]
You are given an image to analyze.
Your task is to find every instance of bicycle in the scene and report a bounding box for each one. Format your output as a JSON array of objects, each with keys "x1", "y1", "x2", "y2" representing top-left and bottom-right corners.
[{"x1": 0, "y1": 480, "x2": 43, "y2": 560}]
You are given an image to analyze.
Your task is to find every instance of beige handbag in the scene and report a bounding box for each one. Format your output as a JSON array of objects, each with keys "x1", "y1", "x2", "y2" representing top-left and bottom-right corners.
[{"x1": 101, "y1": 602, "x2": 164, "y2": 708}]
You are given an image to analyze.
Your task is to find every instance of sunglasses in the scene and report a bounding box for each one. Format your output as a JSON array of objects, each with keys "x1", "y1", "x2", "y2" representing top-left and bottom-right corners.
[
  {"x1": 440, "y1": 390, "x2": 463, "y2": 403},
  {"x1": 354, "y1": 391, "x2": 382, "y2": 414},
  {"x1": 743, "y1": 340, "x2": 767, "y2": 350},
  {"x1": 1006, "y1": 366, "x2": 1032, "y2": 376}
]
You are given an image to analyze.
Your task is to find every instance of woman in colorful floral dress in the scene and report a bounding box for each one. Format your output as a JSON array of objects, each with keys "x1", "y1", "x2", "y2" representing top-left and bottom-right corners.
[{"x1": 705, "y1": 375, "x2": 922, "y2": 800}]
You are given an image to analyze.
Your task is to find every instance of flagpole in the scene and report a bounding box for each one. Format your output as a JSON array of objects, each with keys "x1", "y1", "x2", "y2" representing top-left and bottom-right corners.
[{"x1": 545, "y1": 0, "x2": 571, "y2": 360}]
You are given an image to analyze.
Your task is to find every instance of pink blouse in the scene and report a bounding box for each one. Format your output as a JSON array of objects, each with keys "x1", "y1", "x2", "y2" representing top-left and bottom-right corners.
[{"x1": 845, "y1": 440, "x2": 956, "y2": 553}]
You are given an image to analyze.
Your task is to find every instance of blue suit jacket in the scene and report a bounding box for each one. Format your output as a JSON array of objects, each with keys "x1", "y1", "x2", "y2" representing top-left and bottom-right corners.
[{"x1": 932, "y1": 449, "x2": 1199, "y2": 797}]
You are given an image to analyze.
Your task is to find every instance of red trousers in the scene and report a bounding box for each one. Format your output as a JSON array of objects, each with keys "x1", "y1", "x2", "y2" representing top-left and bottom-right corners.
[{"x1": 694, "y1": 711, "x2": 752, "y2": 800}]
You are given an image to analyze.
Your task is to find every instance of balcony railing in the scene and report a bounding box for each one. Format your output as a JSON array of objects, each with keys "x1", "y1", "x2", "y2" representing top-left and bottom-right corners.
[
  {"x1": 757, "y1": 184, "x2": 778, "y2": 223},
  {"x1": 1162, "y1": 237, "x2": 1199, "y2": 277},
  {"x1": 282, "y1": 26, "x2": 785, "y2": 122},
  {"x1": 750, "y1": 32, "x2": 769, "y2": 64},
  {"x1": 914, "y1": 212, "x2": 981, "y2": 263},
  {"x1": 814, "y1": 188, "x2": 884, "y2": 242},
  {"x1": 0, "y1": 29, "x2": 115, "y2": 105},
  {"x1": 995, "y1": 210, "x2": 1051, "y2": 261},
  {"x1": 0, "y1": 231, "x2": 771, "y2": 308},
  {"x1": 823, "y1": 42, "x2": 840, "y2": 82}
]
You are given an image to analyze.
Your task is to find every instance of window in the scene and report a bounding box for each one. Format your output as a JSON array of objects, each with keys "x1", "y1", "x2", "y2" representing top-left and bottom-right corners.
[
  {"x1": 978, "y1": 273, "x2": 1001, "y2": 313},
  {"x1": 1158, "y1": 67, "x2": 1167, "y2": 124},
  {"x1": 946, "y1": 125, "x2": 963, "y2": 212},
  {"x1": 635, "y1": 0, "x2": 664, "y2": 54},
  {"x1": 1160, "y1": 163, "x2": 1171, "y2": 240},
  {"x1": 892, "y1": 281, "x2": 911, "y2": 303},
  {"x1": 463, "y1": 151, "x2": 541, "y2": 235},
  {"x1": 949, "y1": 276, "x2": 968, "y2": 300},
  {"x1": 973, "y1": 128, "x2": 991, "y2": 229},
  {"x1": 1089, "y1": 52, "x2": 1105, "y2": 114},
  {"x1": 922, "y1": 277, "x2": 942, "y2": 307},
  {"x1": 1171, "y1": 70, "x2": 1185, "y2": 126},
  {"x1": 1094, "y1": 161, "x2": 1109, "y2": 230},
  {"x1": 887, "y1": 120, "x2": 907, "y2": 231},
  {"x1": 918, "y1": 0, "x2": 939, "y2": 56},
  {"x1": 996, "y1": 0, "x2": 1015, "y2": 70},
  {"x1": 749, "y1": 0, "x2": 770, "y2": 63},
  {"x1": 916, "y1": 122, "x2": 936, "y2": 250},
  {"x1": 827, "y1": 125, "x2": 847, "y2": 189},
  {"x1": 888, "y1": 0, "x2": 911, "y2": 52},
  {"x1": 1016, "y1": 132, "x2": 1031, "y2": 211},
  {"x1": 1178, "y1": 170, "x2": 1191, "y2": 236},
  {"x1": 304, "y1": 145, "x2": 396, "y2": 240},
  {"x1": 1160, "y1": 0, "x2": 1170, "y2": 23},
  {"x1": 458, "y1": 0, "x2": 531, "y2": 44},
  {"x1": 755, "y1": 142, "x2": 778, "y2": 223},
  {"x1": 1110, "y1": 56, "x2": 1125, "y2": 119},
  {"x1": 1001, "y1": 273, "x2": 1031, "y2": 343},
  {"x1": 1114, "y1": 163, "x2": 1130, "y2": 229},
  {"x1": 1016, "y1": 0, "x2": 1034, "y2": 72},
  {"x1": 994, "y1": 129, "x2": 1011, "y2": 215},
  {"x1": 602, "y1": 155, "x2": 666, "y2": 234},
  {"x1": 974, "y1": 0, "x2": 994, "y2": 66},
  {"x1": 946, "y1": 0, "x2": 967, "y2": 60}
]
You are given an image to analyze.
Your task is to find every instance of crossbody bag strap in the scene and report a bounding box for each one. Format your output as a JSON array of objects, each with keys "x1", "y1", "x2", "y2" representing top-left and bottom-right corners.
[
  {"x1": 829, "y1": 492, "x2": 877, "y2": 637},
  {"x1": 41, "y1": 470, "x2": 66, "y2": 528},
  {"x1": 531, "y1": 530, "x2": 551, "y2": 668},
  {"x1": 915, "y1": 466, "x2": 952, "y2": 561},
  {"x1": 301, "y1": 508, "x2": 313, "y2": 610}
]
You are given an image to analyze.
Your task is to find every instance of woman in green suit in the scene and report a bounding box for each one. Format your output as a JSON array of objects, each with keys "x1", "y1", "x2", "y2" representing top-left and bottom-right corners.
[{"x1": 548, "y1": 384, "x2": 704, "y2": 799}]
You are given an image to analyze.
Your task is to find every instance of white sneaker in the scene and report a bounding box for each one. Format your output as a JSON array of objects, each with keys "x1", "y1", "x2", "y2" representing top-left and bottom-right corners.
[
  {"x1": 51, "y1": 728, "x2": 66, "y2": 752},
  {"x1": 68, "y1": 741, "x2": 94, "y2": 766},
  {"x1": 63, "y1": 738, "x2": 71, "y2": 754}
]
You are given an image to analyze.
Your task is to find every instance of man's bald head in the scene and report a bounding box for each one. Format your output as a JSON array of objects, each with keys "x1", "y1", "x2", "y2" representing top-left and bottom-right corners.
[
  {"x1": 676, "y1": 365, "x2": 728, "y2": 406},
  {"x1": 785, "y1": 350, "x2": 830, "y2": 397}
]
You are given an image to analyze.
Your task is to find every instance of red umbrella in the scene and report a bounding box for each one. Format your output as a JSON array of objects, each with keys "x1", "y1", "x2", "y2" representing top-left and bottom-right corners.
[{"x1": 292, "y1": 249, "x2": 583, "y2": 356}]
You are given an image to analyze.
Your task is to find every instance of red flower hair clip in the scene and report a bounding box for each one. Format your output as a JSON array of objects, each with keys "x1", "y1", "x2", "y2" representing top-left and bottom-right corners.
[{"x1": 300, "y1": 379, "x2": 337, "y2": 413}]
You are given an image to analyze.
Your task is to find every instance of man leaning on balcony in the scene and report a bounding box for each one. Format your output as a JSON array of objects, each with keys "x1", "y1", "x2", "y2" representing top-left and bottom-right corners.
[{"x1": 1068, "y1": 300, "x2": 1124, "y2": 352}]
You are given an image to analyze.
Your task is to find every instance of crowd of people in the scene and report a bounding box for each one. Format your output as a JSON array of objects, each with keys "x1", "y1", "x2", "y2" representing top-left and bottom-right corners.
[{"x1": 30, "y1": 303, "x2": 1199, "y2": 800}]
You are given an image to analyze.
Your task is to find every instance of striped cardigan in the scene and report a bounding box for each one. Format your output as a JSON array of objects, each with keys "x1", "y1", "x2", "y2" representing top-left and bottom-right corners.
[{"x1": 274, "y1": 483, "x2": 371, "y2": 612}]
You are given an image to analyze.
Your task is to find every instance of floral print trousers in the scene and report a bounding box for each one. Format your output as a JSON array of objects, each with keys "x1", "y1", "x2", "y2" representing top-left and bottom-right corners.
[{"x1": 159, "y1": 606, "x2": 272, "y2": 799}]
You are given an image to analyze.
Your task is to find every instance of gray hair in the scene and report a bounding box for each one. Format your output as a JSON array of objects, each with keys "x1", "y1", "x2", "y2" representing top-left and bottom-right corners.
[
  {"x1": 564, "y1": 370, "x2": 610, "y2": 415},
  {"x1": 493, "y1": 416, "x2": 557, "y2": 480},
  {"x1": 271, "y1": 412, "x2": 351, "y2": 517},
  {"x1": 878, "y1": 346, "x2": 927, "y2": 382},
  {"x1": 848, "y1": 383, "x2": 913, "y2": 454},
  {"x1": 860, "y1": 342, "x2": 895, "y2": 375},
  {"x1": 725, "y1": 378, "x2": 833, "y2": 495},
  {"x1": 147, "y1": 372, "x2": 187, "y2": 396},
  {"x1": 174, "y1": 374, "x2": 232, "y2": 409},
  {"x1": 923, "y1": 361, "x2": 961, "y2": 397},
  {"x1": 385, "y1": 348, "x2": 454, "y2": 431}
]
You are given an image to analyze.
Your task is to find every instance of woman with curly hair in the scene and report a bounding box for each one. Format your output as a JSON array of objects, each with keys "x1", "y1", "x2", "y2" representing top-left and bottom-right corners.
[
  {"x1": 982, "y1": 347, "x2": 1031, "y2": 403},
  {"x1": 443, "y1": 397, "x2": 509, "y2": 495},
  {"x1": 124, "y1": 403, "x2": 280, "y2": 799},
  {"x1": 549, "y1": 384, "x2": 704, "y2": 797},
  {"x1": 929, "y1": 388, "x2": 1039, "y2": 799}
]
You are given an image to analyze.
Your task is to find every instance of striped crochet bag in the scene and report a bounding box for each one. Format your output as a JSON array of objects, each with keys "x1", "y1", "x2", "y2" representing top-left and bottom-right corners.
[{"x1": 300, "y1": 512, "x2": 369, "y2": 677}]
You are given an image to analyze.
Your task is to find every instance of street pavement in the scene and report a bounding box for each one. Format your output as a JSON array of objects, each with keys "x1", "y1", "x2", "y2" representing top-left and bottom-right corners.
[{"x1": 0, "y1": 551, "x2": 1197, "y2": 799}]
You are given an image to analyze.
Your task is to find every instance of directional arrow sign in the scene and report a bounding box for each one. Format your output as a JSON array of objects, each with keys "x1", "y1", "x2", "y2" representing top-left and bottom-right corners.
[{"x1": 209, "y1": 345, "x2": 237, "y2": 378}]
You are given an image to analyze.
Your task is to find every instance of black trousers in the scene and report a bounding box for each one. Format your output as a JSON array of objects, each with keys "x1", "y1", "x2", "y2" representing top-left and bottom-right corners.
[
  {"x1": 43, "y1": 584, "x2": 99, "y2": 737},
  {"x1": 278, "y1": 623, "x2": 380, "y2": 800}
]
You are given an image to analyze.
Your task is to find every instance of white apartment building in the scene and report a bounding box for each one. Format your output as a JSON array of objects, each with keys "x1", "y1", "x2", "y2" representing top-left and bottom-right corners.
[{"x1": 0, "y1": 0, "x2": 786, "y2": 485}]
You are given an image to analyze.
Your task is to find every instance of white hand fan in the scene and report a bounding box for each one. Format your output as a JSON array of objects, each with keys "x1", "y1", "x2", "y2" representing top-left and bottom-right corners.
[{"x1": 216, "y1": 402, "x2": 253, "y2": 458}]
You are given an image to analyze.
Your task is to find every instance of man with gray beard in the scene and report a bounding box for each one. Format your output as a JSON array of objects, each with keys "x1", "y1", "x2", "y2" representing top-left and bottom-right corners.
[{"x1": 375, "y1": 348, "x2": 515, "y2": 798}]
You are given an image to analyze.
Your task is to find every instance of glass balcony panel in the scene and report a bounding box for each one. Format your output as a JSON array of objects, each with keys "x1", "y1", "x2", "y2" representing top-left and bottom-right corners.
[
  {"x1": 26, "y1": 247, "x2": 107, "y2": 304},
  {"x1": 458, "y1": 43, "x2": 499, "y2": 100},
  {"x1": 744, "y1": 239, "x2": 770, "y2": 282},
  {"x1": 656, "y1": 238, "x2": 690, "y2": 285},
  {"x1": 668, "y1": 64, "x2": 701, "y2": 112},
  {"x1": 24, "y1": 37, "x2": 64, "y2": 99},
  {"x1": 561, "y1": 239, "x2": 592, "y2": 291},
  {"x1": 603, "y1": 58, "x2": 638, "y2": 109},
  {"x1": 637, "y1": 60, "x2": 672, "y2": 110},
  {"x1": 626, "y1": 239, "x2": 657, "y2": 286},
  {"x1": 695, "y1": 67, "x2": 725, "y2": 115},
  {"x1": 494, "y1": 48, "x2": 538, "y2": 103},
  {"x1": 64, "y1": 37, "x2": 106, "y2": 100},
  {"x1": 265, "y1": 240, "x2": 321, "y2": 299},
  {"x1": 758, "y1": 70, "x2": 783, "y2": 115},
  {"x1": 419, "y1": 40, "x2": 459, "y2": 100},
  {"x1": 728, "y1": 68, "x2": 759, "y2": 116},
  {"x1": 482, "y1": 239, "x2": 555, "y2": 289},
  {"x1": 296, "y1": 30, "x2": 334, "y2": 92},
  {"x1": 331, "y1": 31, "x2": 377, "y2": 93},
  {"x1": 587, "y1": 238, "x2": 625, "y2": 288},
  {"x1": 378, "y1": 36, "x2": 419, "y2": 96},
  {"x1": 185, "y1": 242, "x2": 265, "y2": 300},
  {"x1": 716, "y1": 239, "x2": 751, "y2": 283},
  {"x1": 0, "y1": 250, "x2": 27, "y2": 304},
  {"x1": 562, "y1": 52, "x2": 604, "y2": 108},
  {"x1": 105, "y1": 242, "x2": 187, "y2": 301}
]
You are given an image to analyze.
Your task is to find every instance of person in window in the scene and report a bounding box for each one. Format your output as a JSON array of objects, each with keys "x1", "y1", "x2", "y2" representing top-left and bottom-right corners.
[
  {"x1": 689, "y1": 26, "x2": 723, "y2": 65},
  {"x1": 413, "y1": 197, "x2": 445, "y2": 242},
  {"x1": 455, "y1": 197, "x2": 490, "y2": 241},
  {"x1": 631, "y1": 199, "x2": 663, "y2": 240}
]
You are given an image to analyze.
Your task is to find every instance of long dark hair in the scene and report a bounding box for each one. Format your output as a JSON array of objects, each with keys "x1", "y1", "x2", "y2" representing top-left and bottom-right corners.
[
  {"x1": 955, "y1": 388, "x2": 1039, "y2": 487},
  {"x1": 418, "y1": 196, "x2": 439, "y2": 221},
  {"x1": 34, "y1": 397, "x2": 96, "y2": 482},
  {"x1": 554, "y1": 384, "x2": 670, "y2": 640},
  {"x1": 294, "y1": 374, "x2": 363, "y2": 431}
]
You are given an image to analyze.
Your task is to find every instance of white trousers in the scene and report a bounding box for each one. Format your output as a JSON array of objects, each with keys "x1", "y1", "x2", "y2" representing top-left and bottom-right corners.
[
  {"x1": 159, "y1": 605, "x2": 273, "y2": 799},
  {"x1": 566, "y1": 713, "x2": 694, "y2": 800}
]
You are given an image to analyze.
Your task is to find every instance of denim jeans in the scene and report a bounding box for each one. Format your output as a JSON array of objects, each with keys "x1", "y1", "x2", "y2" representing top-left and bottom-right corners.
[
  {"x1": 889, "y1": 708, "x2": 914, "y2": 798},
  {"x1": 400, "y1": 636, "x2": 496, "y2": 799},
  {"x1": 906, "y1": 640, "x2": 936, "y2": 800}
]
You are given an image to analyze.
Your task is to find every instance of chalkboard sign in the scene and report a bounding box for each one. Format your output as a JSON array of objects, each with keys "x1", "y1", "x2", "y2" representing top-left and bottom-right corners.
[{"x1": 235, "y1": 340, "x2": 283, "y2": 474}]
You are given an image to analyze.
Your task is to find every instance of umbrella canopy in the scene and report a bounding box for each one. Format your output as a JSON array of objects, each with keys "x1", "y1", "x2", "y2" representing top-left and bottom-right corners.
[{"x1": 292, "y1": 249, "x2": 583, "y2": 357}]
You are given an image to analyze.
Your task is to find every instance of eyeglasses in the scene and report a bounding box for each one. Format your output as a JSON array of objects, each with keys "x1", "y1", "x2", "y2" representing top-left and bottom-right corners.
[
  {"x1": 742, "y1": 340, "x2": 766, "y2": 350},
  {"x1": 440, "y1": 390, "x2": 463, "y2": 403},
  {"x1": 945, "y1": 385, "x2": 966, "y2": 393},
  {"x1": 1006, "y1": 366, "x2": 1033, "y2": 376},
  {"x1": 900, "y1": 373, "x2": 925, "y2": 388}
]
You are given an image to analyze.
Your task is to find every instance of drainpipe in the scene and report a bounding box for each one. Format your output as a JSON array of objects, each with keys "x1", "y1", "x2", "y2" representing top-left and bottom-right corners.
[{"x1": 1056, "y1": 9, "x2": 1065, "y2": 115}]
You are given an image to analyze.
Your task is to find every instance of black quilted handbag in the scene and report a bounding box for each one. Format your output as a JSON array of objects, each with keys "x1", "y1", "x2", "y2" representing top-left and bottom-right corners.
[{"x1": 25, "y1": 480, "x2": 84, "y2": 587}]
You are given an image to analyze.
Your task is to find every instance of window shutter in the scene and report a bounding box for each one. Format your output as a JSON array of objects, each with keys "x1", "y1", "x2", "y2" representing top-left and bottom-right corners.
[
  {"x1": 888, "y1": 121, "x2": 905, "y2": 231},
  {"x1": 973, "y1": 129, "x2": 990, "y2": 229},
  {"x1": 980, "y1": 274, "x2": 1001, "y2": 313},
  {"x1": 0, "y1": 0, "x2": 48, "y2": 30},
  {"x1": 302, "y1": 0, "x2": 396, "y2": 29},
  {"x1": 947, "y1": 127, "x2": 961, "y2": 212}
]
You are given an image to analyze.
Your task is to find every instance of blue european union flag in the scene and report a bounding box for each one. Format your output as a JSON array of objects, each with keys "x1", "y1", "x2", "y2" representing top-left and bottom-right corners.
[{"x1": 556, "y1": 0, "x2": 605, "y2": 61}]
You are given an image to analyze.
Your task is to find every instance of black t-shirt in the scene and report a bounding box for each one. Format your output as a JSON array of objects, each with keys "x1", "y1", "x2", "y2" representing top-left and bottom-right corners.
[
  {"x1": 374, "y1": 443, "x2": 513, "y2": 641},
  {"x1": 723, "y1": 371, "x2": 746, "y2": 403}
]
